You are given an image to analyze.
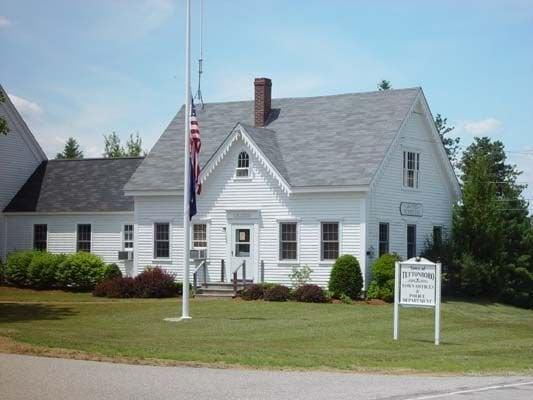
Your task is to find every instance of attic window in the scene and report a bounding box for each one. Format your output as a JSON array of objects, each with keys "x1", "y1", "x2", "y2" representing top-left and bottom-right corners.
[
  {"x1": 403, "y1": 151, "x2": 420, "y2": 189},
  {"x1": 236, "y1": 151, "x2": 250, "y2": 178}
]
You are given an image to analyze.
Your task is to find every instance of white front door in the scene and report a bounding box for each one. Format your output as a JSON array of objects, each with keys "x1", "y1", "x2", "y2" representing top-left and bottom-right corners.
[{"x1": 231, "y1": 225, "x2": 255, "y2": 281}]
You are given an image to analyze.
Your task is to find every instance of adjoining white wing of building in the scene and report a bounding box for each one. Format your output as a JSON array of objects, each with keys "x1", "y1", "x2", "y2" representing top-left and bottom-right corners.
[{"x1": 2, "y1": 78, "x2": 460, "y2": 288}]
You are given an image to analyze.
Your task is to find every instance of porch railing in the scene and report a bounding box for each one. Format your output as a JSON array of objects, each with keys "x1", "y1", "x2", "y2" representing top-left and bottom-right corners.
[
  {"x1": 232, "y1": 260, "x2": 246, "y2": 297},
  {"x1": 192, "y1": 260, "x2": 207, "y2": 295}
]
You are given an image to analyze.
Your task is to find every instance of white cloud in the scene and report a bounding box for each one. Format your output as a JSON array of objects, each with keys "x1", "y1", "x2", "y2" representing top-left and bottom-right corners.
[
  {"x1": 0, "y1": 16, "x2": 12, "y2": 29},
  {"x1": 463, "y1": 118, "x2": 503, "y2": 136},
  {"x1": 7, "y1": 93, "x2": 44, "y2": 118}
]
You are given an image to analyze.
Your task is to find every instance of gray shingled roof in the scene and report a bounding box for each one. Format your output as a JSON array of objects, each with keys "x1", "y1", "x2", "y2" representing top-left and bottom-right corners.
[
  {"x1": 4, "y1": 157, "x2": 144, "y2": 212},
  {"x1": 125, "y1": 88, "x2": 420, "y2": 191}
]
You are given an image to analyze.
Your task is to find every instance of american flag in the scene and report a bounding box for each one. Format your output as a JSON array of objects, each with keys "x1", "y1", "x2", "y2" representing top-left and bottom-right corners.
[{"x1": 189, "y1": 99, "x2": 201, "y2": 219}]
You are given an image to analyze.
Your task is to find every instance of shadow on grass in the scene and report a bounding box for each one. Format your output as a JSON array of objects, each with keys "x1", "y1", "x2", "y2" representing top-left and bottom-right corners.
[{"x1": 0, "y1": 303, "x2": 77, "y2": 323}]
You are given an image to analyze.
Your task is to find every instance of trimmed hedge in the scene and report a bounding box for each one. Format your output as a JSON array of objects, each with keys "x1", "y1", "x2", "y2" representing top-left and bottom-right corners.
[
  {"x1": 56, "y1": 252, "x2": 107, "y2": 290},
  {"x1": 5, "y1": 250, "x2": 36, "y2": 286},
  {"x1": 293, "y1": 284, "x2": 328, "y2": 303},
  {"x1": 367, "y1": 253, "x2": 401, "y2": 303},
  {"x1": 263, "y1": 284, "x2": 290, "y2": 302},
  {"x1": 4, "y1": 250, "x2": 118, "y2": 290},
  {"x1": 28, "y1": 252, "x2": 66, "y2": 289},
  {"x1": 93, "y1": 267, "x2": 180, "y2": 299},
  {"x1": 328, "y1": 255, "x2": 363, "y2": 300}
]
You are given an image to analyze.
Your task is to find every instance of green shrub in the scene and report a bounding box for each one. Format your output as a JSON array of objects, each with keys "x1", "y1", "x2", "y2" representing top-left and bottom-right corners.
[
  {"x1": 27, "y1": 252, "x2": 65, "y2": 289},
  {"x1": 263, "y1": 284, "x2": 290, "y2": 301},
  {"x1": 328, "y1": 255, "x2": 363, "y2": 300},
  {"x1": 339, "y1": 293, "x2": 353, "y2": 304},
  {"x1": 293, "y1": 284, "x2": 327, "y2": 303},
  {"x1": 367, "y1": 253, "x2": 401, "y2": 302},
  {"x1": 103, "y1": 263, "x2": 122, "y2": 281},
  {"x1": 5, "y1": 250, "x2": 37, "y2": 286},
  {"x1": 289, "y1": 265, "x2": 313, "y2": 288},
  {"x1": 56, "y1": 252, "x2": 107, "y2": 290}
]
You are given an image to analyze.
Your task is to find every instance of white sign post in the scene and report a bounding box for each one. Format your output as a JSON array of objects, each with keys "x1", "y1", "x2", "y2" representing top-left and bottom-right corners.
[{"x1": 393, "y1": 257, "x2": 441, "y2": 345}]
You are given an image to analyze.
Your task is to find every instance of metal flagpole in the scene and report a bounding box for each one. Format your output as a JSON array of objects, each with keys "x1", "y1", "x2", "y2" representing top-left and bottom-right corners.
[
  {"x1": 166, "y1": 0, "x2": 191, "y2": 322},
  {"x1": 181, "y1": 0, "x2": 192, "y2": 320}
]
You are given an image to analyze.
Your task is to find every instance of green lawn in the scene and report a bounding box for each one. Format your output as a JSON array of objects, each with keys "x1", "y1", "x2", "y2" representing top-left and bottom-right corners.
[{"x1": 0, "y1": 286, "x2": 532, "y2": 374}]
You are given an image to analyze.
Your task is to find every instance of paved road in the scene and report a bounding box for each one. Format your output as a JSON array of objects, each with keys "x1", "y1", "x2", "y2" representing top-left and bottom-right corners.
[{"x1": 1, "y1": 354, "x2": 532, "y2": 400}]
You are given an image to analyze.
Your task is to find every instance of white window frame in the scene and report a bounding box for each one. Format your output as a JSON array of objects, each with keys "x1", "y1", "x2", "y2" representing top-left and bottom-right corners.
[
  {"x1": 235, "y1": 151, "x2": 250, "y2": 179},
  {"x1": 278, "y1": 221, "x2": 298, "y2": 262},
  {"x1": 403, "y1": 150, "x2": 420, "y2": 189},
  {"x1": 153, "y1": 222, "x2": 171, "y2": 260},
  {"x1": 33, "y1": 224, "x2": 48, "y2": 252},
  {"x1": 192, "y1": 223, "x2": 208, "y2": 250},
  {"x1": 320, "y1": 221, "x2": 341, "y2": 262},
  {"x1": 76, "y1": 223, "x2": 92, "y2": 253},
  {"x1": 123, "y1": 224, "x2": 134, "y2": 251}
]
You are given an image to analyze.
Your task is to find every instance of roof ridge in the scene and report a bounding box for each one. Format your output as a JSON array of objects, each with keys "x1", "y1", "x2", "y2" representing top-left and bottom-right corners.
[
  {"x1": 199, "y1": 87, "x2": 421, "y2": 106},
  {"x1": 48, "y1": 156, "x2": 145, "y2": 162}
]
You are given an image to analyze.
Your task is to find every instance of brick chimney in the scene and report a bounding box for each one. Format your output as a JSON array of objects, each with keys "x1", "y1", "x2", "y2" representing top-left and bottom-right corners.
[{"x1": 254, "y1": 77, "x2": 272, "y2": 127}]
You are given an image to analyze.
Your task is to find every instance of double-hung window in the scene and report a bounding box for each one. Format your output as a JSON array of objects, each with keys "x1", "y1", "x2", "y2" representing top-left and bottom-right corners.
[
  {"x1": 124, "y1": 224, "x2": 134, "y2": 250},
  {"x1": 403, "y1": 151, "x2": 420, "y2": 188},
  {"x1": 321, "y1": 222, "x2": 339, "y2": 261},
  {"x1": 77, "y1": 224, "x2": 91, "y2": 252},
  {"x1": 407, "y1": 224, "x2": 417, "y2": 259},
  {"x1": 154, "y1": 223, "x2": 170, "y2": 258},
  {"x1": 33, "y1": 224, "x2": 47, "y2": 251},
  {"x1": 192, "y1": 224, "x2": 207, "y2": 249},
  {"x1": 279, "y1": 222, "x2": 297, "y2": 260},
  {"x1": 378, "y1": 223, "x2": 389, "y2": 257},
  {"x1": 236, "y1": 151, "x2": 249, "y2": 177}
]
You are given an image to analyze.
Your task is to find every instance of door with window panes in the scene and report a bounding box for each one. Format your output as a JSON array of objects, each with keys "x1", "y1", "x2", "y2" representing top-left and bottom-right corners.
[{"x1": 230, "y1": 225, "x2": 254, "y2": 281}]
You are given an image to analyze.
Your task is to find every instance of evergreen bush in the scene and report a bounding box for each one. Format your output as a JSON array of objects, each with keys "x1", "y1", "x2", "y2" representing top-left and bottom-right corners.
[{"x1": 328, "y1": 255, "x2": 363, "y2": 300}]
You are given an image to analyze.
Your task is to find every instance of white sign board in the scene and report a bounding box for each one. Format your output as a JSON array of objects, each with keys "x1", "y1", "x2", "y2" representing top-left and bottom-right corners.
[
  {"x1": 393, "y1": 258, "x2": 441, "y2": 345},
  {"x1": 399, "y1": 264, "x2": 436, "y2": 306}
]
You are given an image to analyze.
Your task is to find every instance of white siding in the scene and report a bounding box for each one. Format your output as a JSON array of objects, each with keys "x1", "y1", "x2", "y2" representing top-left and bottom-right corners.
[
  {"x1": 0, "y1": 98, "x2": 46, "y2": 260},
  {"x1": 367, "y1": 110, "x2": 456, "y2": 283},
  {"x1": 134, "y1": 140, "x2": 365, "y2": 287},
  {"x1": 4, "y1": 213, "x2": 134, "y2": 275}
]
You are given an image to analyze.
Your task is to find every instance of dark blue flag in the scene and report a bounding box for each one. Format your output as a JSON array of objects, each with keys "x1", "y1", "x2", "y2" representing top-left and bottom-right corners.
[{"x1": 189, "y1": 159, "x2": 197, "y2": 220}]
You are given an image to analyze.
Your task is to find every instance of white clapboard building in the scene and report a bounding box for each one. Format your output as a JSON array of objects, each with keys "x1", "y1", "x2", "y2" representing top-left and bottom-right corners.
[{"x1": 2, "y1": 79, "x2": 460, "y2": 288}]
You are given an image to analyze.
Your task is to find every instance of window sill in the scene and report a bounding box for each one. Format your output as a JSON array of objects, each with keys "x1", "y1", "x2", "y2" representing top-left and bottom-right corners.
[
  {"x1": 233, "y1": 177, "x2": 253, "y2": 182},
  {"x1": 402, "y1": 186, "x2": 420, "y2": 192},
  {"x1": 152, "y1": 258, "x2": 172, "y2": 264},
  {"x1": 318, "y1": 261, "x2": 335, "y2": 266}
]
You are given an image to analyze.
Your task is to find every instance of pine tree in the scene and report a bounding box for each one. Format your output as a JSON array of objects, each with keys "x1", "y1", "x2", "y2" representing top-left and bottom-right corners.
[
  {"x1": 452, "y1": 137, "x2": 533, "y2": 304},
  {"x1": 55, "y1": 137, "x2": 84, "y2": 159},
  {"x1": 125, "y1": 133, "x2": 143, "y2": 156},
  {"x1": 377, "y1": 80, "x2": 392, "y2": 91},
  {"x1": 103, "y1": 132, "x2": 125, "y2": 158},
  {"x1": 435, "y1": 114, "x2": 460, "y2": 168},
  {"x1": 0, "y1": 91, "x2": 9, "y2": 135}
]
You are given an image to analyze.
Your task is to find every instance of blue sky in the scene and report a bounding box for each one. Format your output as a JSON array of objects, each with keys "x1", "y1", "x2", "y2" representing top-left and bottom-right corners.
[{"x1": 1, "y1": 0, "x2": 532, "y2": 200}]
